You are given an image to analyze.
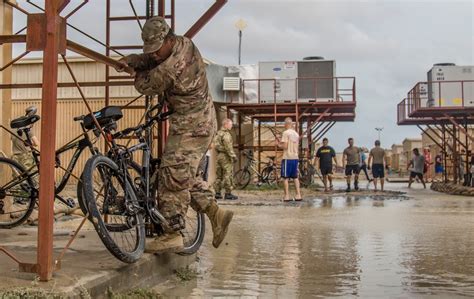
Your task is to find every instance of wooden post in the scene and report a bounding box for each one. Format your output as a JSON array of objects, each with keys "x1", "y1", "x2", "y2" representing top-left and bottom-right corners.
[
  {"x1": 0, "y1": 0, "x2": 14, "y2": 223},
  {"x1": 0, "y1": 2, "x2": 13, "y2": 156},
  {"x1": 37, "y1": 0, "x2": 68, "y2": 281}
]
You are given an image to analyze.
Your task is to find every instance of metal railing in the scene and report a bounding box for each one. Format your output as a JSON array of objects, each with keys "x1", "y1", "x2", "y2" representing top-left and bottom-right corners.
[
  {"x1": 405, "y1": 80, "x2": 474, "y2": 114},
  {"x1": 235, "y1": 77, "x2": 356, "y2": 104}
]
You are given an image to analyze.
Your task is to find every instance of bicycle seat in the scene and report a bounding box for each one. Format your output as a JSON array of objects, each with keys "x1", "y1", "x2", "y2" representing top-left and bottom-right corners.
[
  {"x1": 10, "y1": 114, "x2": 40, "y2": 129},
  {"x1": 82, "y1": 106, "x2": 123, "y2": 130}
]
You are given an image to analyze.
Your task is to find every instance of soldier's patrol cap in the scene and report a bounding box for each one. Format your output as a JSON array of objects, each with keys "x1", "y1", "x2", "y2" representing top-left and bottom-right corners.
[{"x1": 142, "y1": 16, "x2": 171, "y2": 54}]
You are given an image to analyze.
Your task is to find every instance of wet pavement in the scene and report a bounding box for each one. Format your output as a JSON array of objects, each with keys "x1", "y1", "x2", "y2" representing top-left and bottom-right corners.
[{"x1": 156, "y1": 182, "x2": 474, "y2": 298}]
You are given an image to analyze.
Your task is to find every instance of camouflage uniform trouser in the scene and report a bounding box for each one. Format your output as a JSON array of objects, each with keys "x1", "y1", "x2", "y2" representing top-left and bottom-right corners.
[
  {"x1": 11, "y1": 152, "x2": 38, "y2": 186},
  {"x1": 158, "y1": 131, "x2": 215, "y2": 231},
  {"x1": 213, "y1": 153, "x2": 234, "y2": 194}
]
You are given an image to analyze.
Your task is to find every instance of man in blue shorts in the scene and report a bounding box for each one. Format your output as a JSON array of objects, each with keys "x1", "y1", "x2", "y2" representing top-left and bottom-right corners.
[
  {"x1": 368, "y1": 140, "x2": 389, "y2": 191},
  {"x1": 315, "y1": 138, "x2": 338, "y2": 192},
  {"x1": 277, "y1": 117, "x2": 302, "y2": 202},
  {"x1": 434, "y1": 153, "x2": 443, "y2": 182}
]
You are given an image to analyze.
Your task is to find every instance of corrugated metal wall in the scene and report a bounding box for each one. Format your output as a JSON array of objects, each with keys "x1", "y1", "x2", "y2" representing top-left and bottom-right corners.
[
  {"x1": 8, "y1": 58, "x2": 148, "y2": 181},
  {"x1": 11, "y1": 98, "x2": 148, "y2": 180}
]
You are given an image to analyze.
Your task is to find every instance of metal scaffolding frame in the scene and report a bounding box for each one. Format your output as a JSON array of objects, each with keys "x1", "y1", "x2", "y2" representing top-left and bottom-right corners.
[
  {"x1": 0, "y1": 0, "x2": 227, "y2": 281},
  {"x1": 226, "y1": 77, "x2": 357, "y2": 172},
  {"x1": 397, "y1": 80, "x2": 474, "y2": 184}
]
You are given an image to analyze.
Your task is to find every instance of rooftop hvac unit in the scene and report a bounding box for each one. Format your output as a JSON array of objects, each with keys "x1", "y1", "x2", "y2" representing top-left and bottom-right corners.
[
  {"x1": 223, "y1": 77, "x2": 241, "y2": 91},
  {"x1": 258, "y1": 59, "x2": 336, "y2": 103},
  {"x1": 427, "y1": 64, "x2": 474, "y2": 107},
  {"x1": 297, "y1": 59, "x2": 336, "y2": 101}
]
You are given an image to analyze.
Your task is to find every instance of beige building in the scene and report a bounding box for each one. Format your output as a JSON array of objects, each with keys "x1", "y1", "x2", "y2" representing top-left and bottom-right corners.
[{"x1": 390, "y1": 144, "x2": 405, "y2": 173}]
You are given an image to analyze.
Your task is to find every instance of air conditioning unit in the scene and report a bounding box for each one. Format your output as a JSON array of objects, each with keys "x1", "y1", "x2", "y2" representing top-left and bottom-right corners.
[
  {"x1": 427, "y1": 63, "x2": 474, "y2": 107},
  {"x1": 258, "y1": 58, "x2": 336, "y2": 103},
  {"x1": 223, "y1": 77, "x2": 241, "y2": 91}
]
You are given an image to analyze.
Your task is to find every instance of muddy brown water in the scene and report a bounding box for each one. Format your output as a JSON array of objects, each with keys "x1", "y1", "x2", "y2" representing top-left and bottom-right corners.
[{"x1": 156, "y1": 185, "x2": 474, "y2": 298}]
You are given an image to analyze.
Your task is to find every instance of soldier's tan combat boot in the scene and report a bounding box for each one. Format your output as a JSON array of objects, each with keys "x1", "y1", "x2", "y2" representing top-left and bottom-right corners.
[
  {"x1": 145, "y1": 231, "x2": 184, "y2": 254},
  {"x1": 206, "y1": 202, "x2": 234, "y2": 248}
]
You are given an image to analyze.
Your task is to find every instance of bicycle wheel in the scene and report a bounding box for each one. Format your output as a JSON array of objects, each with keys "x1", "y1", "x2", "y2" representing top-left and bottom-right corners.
[
  {"x1": 0, "y1": 157, "x2": 36, "y2": 229},
  {"x1": 82, "y1": 155, "x2": 145, "y2": 263},
  {"x1": 299, "y1": 163, "x2": 314, "y2": 187},
  {"x1": 261, "y1": 166, "x2": 278, "y2": 185},
  {"x1": 178, "y1": 209, "x2": 205, "y2": 255},
  {"x1": 146, "y1": 162, "x2": 205, "y2": 255},
  {"x1": 76, "y1": 177, "x2": 87, "y2": 216},
  {"x1": 234, "y1": 169, "x2": 251, "y2": 189}
]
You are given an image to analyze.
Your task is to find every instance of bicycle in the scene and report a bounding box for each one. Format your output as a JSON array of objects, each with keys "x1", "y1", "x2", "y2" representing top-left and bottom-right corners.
[
  {"x1": 234, "y1": 149, "x2": 279, "y2": 189},
  {"x1": 0, "y1": 106, "x2": 116, "y2": 229},
  {"x1": 80, "y1": 104, "x2": 205, "y2": 263},
  {"x1": 298, "y1": 157, "x2": 321, "y2": 187}
]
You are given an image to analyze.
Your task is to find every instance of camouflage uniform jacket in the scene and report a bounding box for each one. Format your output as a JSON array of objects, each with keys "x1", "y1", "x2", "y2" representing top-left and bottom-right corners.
[
  {"x1": 133, "y1": 36, "x2": 216, "y2": 137},
  {"x1": 214, "y1": 128, "x2": 236, "y2": 159}
]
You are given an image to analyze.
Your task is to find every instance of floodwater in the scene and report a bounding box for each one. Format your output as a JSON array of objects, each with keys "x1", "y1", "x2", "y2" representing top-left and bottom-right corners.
[{"x1": 157, "y1": 185, "x2": 474, "y2": 298}]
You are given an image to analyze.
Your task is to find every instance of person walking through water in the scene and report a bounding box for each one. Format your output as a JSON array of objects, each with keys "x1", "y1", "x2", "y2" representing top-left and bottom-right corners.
[
  {"x1": 343, "y1": 138, "x2": 361, "y2": 192},
  {"x1": 116, "y1": 16, "x2": 233, "y2": 253},
  {"x1": 368, "y1": 140, "x2": 389, "y2": 191},
  {"x1": 407, "y1": 148, "x2": 426, "y2": 189},
  {"x1": 277, "y1": 117, "x2": 302, "y2": 202},
  {"x1": 315, "y1": 137, "x2": 338, "y2": 192},
  {"x1": 434, "y1": 152, "x2": 444, "y2": 182},
  {"x1": 359, "y1": 147, "x2": 372, "y2": 182}
]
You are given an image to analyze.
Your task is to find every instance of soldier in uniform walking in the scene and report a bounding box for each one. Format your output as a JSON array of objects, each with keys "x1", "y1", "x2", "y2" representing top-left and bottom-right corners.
[
  {"x1": 117, "y1": 16, "x2": 233, "y2": 253},
  {"x1": 214, "y1": 118, "x2": 238, "y2": 200}
]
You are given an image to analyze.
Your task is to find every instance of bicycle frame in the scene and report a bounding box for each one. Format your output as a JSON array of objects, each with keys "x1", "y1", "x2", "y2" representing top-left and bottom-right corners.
[
  {"x1": 108, "y1": 123, "x2": 168, "y2": 226},
  {"x1": 3, "y1": 122, "x2": 98, "y2": 206},
  {"x1": 243, "y1": 154, "x2": 277, "y2": 182}
]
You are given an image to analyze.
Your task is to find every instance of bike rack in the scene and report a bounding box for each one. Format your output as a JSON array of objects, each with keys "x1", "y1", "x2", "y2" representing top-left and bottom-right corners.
[{"x1": 0, "y1": 0, "x2": 228, "y2": 281}]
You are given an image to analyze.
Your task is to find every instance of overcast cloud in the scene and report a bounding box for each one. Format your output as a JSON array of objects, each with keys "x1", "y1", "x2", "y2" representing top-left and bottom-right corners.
[{"x1": 12, "y1": 0, "x2": 474, "y2": 150}]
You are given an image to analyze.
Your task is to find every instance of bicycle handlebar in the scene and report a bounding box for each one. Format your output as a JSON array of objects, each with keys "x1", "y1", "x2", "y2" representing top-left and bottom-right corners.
[{"x1": 112, "y1": 111, "x2": 173, "y2": 139}]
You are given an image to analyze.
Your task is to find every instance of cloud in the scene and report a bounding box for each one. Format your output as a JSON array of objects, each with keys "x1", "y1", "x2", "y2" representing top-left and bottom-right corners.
[{"x1": 9, "y1": 0, "x2": 474, "y2": 150}]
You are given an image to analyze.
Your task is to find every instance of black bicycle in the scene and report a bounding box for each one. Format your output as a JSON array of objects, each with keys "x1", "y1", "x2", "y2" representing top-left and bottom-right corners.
[
  {"x1": 234, "y1": 149, "x2": 279, "y2": 189},
  {"x1": 80, "y1": 104, "x2": 205, "y2": 263},
  {"x1": 0, "y1": 107, "x2": 112, "y2": 229}
]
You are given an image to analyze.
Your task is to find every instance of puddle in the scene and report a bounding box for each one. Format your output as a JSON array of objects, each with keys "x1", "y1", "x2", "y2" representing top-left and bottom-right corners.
[{"x1": 155, "y1": 192, "x2": 474, "y2": 297}]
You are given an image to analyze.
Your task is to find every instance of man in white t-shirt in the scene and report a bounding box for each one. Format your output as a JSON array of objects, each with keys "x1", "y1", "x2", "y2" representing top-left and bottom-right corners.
[{"x1": 277, "y1": 117, "x2": 302, "y2": 202}]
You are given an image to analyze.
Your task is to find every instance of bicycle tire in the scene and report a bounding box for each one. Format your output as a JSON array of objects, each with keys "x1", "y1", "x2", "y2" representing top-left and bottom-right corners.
[
  {"x1": 0, "y1": 157, "x2": 36, "y2": 229},
  {"x1": 234, "y1": 169, "x2": 251, "y2": 189},
  {"x1": 261, "y1": 166, "x2": 278, "y2": 185},
  {"x1": 178, "y1": 211, "x2": 205, "y2": 255},
  {"x1": 82, "y1": 155, "x2": 145, "y2": 263},
  {"x1": 76, "y1": 176, "x2": 87, "y2": 216},
  {"x1": 141, "y1": 161, "x2": 205, "y2": 255}
]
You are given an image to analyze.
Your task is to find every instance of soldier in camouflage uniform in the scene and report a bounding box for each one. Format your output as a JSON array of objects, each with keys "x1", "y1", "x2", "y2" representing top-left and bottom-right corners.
[
  {"x1": 11, "y1": 106, "x2": 39, "y2": 185},
  {"x1": 117, "y1": 16, "x2": 234, "y2": 253},
  {"x1": 214, "y1": 119, "x2": 238, "y2": 200}
]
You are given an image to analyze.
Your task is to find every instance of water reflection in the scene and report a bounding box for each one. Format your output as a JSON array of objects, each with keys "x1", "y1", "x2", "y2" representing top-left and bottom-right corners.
[{"x1": 158, "y1": 195, "x2": 474, "y2": 297}]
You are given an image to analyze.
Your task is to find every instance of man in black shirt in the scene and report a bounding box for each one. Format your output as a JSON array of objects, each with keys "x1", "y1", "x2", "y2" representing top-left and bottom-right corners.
[{"x1": 315, "y1": 138, "x2": 338, "y2": 192}]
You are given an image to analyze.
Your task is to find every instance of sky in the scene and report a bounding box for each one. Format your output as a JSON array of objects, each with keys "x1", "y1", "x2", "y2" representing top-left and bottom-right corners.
[{"x1": 11, "y1": 0, "x2": 474, "y2": 150}]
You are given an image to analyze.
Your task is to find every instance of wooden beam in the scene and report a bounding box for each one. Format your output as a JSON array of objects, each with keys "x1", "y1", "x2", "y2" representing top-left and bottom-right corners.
[
  {"x1": 37, "y1": 0, "x2": 67, "y2": 282},
  {"x1": 0, "y1": 34, "x2": 26, "y2": 44},
  {"x1": 184, "y1": 0, "x2": 227, "y2": 39},
  {"x1": 66, "y1": 40, "x2": 134, "y2": 74}
]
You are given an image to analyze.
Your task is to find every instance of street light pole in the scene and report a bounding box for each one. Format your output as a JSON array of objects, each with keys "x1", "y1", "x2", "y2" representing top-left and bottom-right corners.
[
  {"x1": 375, "y1": 127, "x2": 384, "y2": 142},
  {"x1": 235, "y1": 19, "x2": 247, "y2": 65}
]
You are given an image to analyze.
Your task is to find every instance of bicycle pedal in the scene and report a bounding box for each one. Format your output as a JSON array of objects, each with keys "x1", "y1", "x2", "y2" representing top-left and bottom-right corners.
[{"x1": 65, "y1": 198, "x2": 76, "y2": 208}]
